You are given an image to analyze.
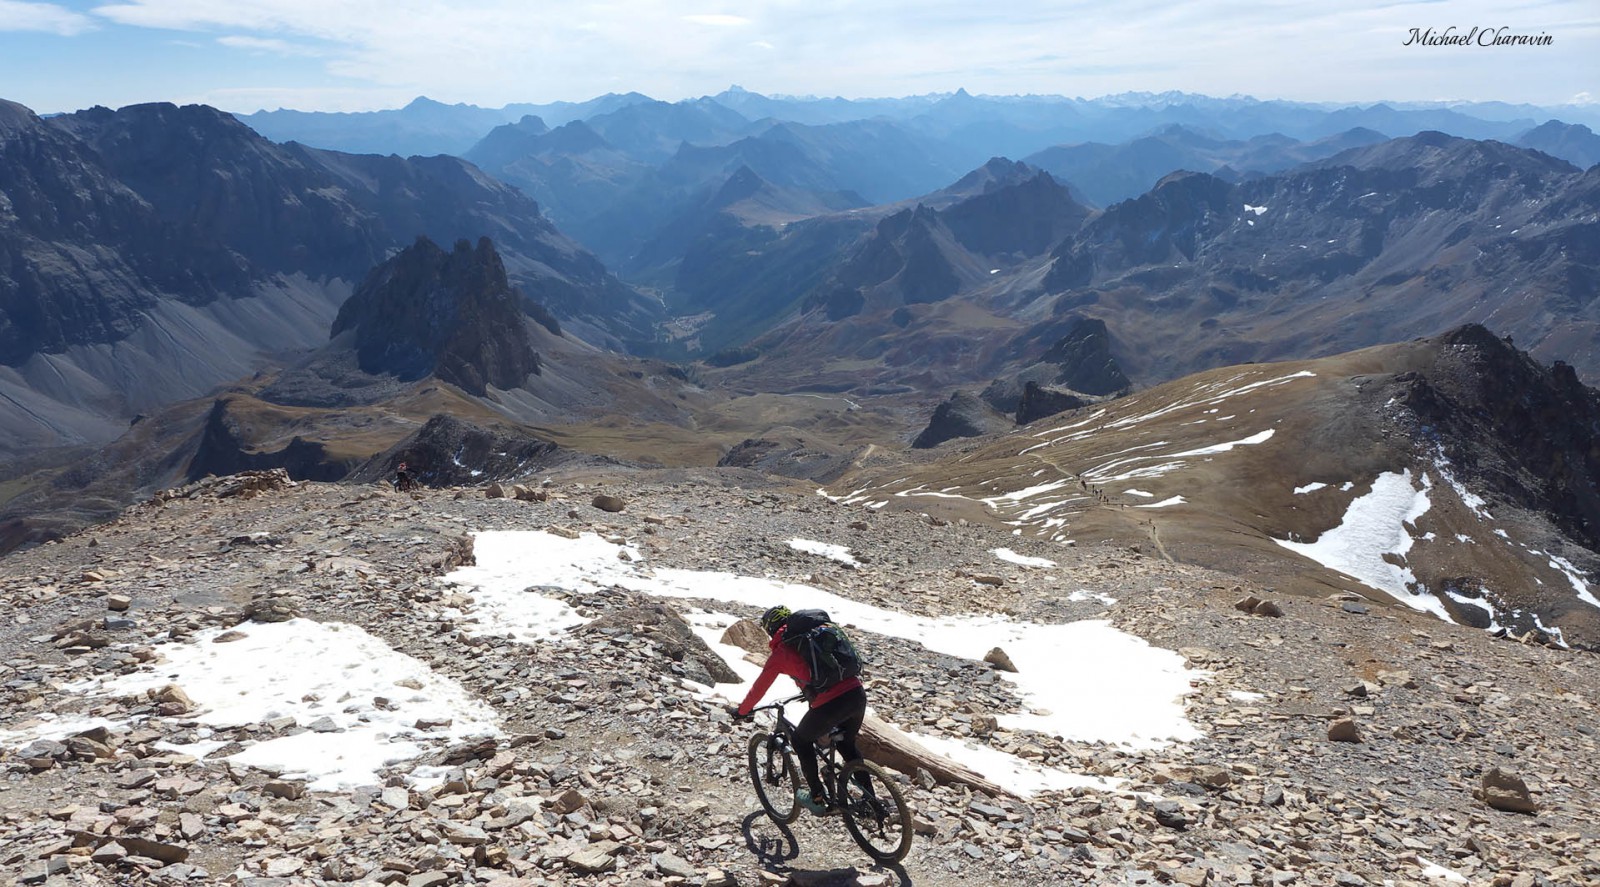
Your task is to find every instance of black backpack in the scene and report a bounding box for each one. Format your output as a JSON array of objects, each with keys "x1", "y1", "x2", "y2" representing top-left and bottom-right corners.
[{"x1": 781, "y1": 609, "x2": 863, "y2": 696}]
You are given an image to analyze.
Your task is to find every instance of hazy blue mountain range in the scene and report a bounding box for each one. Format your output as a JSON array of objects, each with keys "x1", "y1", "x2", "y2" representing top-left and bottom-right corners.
[
  {"x1": 228, "y1": 88, "x2": 1600, "y2": 293},
  {"x1": 663, "y1": 132, "x2": 1599, "y2": 401},
  {"x1": 1517, "y1": 120, "x2": 1600, "y2": 170},
  {"x1": 233, "y1": 86, "x2": 1600, "y2": 164}
]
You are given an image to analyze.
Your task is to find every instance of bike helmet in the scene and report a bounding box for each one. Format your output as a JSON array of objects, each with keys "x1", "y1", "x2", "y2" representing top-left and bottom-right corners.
[{"x1": 760, "y1": 605, "x2": 792, "y2": 636}]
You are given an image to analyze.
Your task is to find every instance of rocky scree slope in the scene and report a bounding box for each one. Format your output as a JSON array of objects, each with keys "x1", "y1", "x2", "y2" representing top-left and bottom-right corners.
[{"x1": 0, "y1": 471, "x2": 1596, "y2": 887}]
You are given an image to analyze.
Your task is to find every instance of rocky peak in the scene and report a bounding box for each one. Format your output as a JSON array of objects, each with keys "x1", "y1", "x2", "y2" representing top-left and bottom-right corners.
[
  {"x1": 941, "y1": 169, "x2": 1090, "y2": 258},
  {"x1": 1316, "y1": 131, "x2": 1579, "y2": 183},
  {"x1": 186, "y1": 398, "x2": 347, "y2": 484},
  {"x1": 346, "y1": 414, "x2": 562, "y2": 488},
  {"x1": 462, "y1": 114, "x2": 552, "y2": 169},
  {"x1": 1045, "y1": 171, "x2": 1233, "y2": 288},
  {"x1": 941, "y1": 157, "x2": 1039, "y2": 197},
  {"x1": 330, "y1": 236, "x2": 540, "y2": 396},
  {"x1": 539, "y1": 119, "x2": 611, "y2": 154},
  {"x1": 1040, "y1": 317, "x2": 1130, "y2": 396},
  {"x1": 912, "y1": 390, "x2": 1010, "y2": 448},
  {"x1": 1403, "y1": 323, "x2": 1600, "y2": 551},
  {"x1": 1516, "y1": 119, "x2": 1600, "y2": 169},
  {"x1": 0, "y1": 98, "x2": 41, "y2": 137},
  {"x1": 709, "y1": 165, "x2": 767, "y2": 207}
]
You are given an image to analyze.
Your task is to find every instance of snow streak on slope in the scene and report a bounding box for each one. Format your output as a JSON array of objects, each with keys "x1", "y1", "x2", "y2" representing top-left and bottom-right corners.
[
  {"x1": 825, "y1": 369, "x2": 1315, "y2": 543},
  {"x1": 1274, "y1": 470, "x2": 1448, "y2": 620}
]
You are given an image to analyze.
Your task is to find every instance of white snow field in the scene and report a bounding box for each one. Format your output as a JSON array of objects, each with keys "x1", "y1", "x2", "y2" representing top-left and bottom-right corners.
[
  {"x1": 442, "y1": 530, "x2": 1204, "y2": 797},
  {"x1": 1274, "y1": 470, "x2": 1451, "y2": 621},
  {"x1": 1, "y1": 619, "x2": 500, "y2": 791}
]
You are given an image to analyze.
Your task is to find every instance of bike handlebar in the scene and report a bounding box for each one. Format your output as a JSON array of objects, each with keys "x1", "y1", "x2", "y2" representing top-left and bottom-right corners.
[{"x1": 745, "y1": 693, "x2": 806, "y2": 716}]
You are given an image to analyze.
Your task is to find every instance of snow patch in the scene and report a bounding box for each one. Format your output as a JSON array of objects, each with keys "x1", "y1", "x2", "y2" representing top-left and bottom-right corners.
[
  {"x1": 1419, "y1": 857, "x2": 1468, "y2": 883},
  {"x1": 1293, "y1": 482, "x2": 1328, "y2": 495},
  {"x1": 788, "y1": 537, "x2": 860, "y2": 567},
  {"x1": 106, "y1": 619, "x2": 499, "y2": 791},
  {"x1": 1136, "y1": 496, "x2": 1186, "y2": 509},
  {"x1": 993, "y1": 548, "x2": 1056, "y2": 568},
  {"x1": 1548, "y1": 555, "x2": 1600, "y2": 610},
  {"x1": 1275, "y1": 471, "x2": 1450, "y2": 621},
  {"x1": 1066, "y1": 590, "x2": 1119, "y2": 606}
]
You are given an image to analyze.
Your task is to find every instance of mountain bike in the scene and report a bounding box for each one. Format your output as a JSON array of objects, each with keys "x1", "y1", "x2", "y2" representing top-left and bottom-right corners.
[{"x1": 744, "y1": 694, "x2": 913, "y2": 863}]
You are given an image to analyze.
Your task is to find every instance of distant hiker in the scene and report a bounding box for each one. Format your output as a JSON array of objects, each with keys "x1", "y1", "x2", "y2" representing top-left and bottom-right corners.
[
  {"x1": 394, "y1": 461, "x2": 415, "y2": 492},
  {"x1": 734, "y1": 605, "x2": 867, "y2": 814}
]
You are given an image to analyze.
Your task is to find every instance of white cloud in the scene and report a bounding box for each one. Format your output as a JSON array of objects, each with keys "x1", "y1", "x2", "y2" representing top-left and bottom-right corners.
[
  {"x1": 217, "y1": 34, "x2": 318, "y2": 55},
  {"x1": 71, "y1": 0, "x2": 1600, "y2": 109},
  {"x1": 684, "y1": 13, "x2": 750, "y2": 26},
  {"x1": 0, "y1": 0, "x2": 95, "y2": 34}
]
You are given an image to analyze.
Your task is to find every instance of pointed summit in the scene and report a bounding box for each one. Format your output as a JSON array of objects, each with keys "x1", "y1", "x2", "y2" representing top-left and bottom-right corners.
[{"x1": 330, "y1": 236, "x2": 540, "y2": 396}]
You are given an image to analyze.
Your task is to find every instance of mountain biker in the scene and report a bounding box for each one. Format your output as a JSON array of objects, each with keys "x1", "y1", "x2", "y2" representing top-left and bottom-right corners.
[{"x1": 734, "y1": 605, "x2": 867, "y2": 815}]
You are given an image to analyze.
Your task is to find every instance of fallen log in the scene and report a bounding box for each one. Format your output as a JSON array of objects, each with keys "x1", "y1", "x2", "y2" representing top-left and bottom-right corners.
[{"x1": 857, "y1": 713, "x2": 1012, "y2": 799}]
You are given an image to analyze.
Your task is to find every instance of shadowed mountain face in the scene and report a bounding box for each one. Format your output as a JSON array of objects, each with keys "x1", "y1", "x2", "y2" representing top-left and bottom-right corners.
[
  {"x1": 1025, "y1": 125, "x2": 1391, "y2": 207},
  {"x1": 694, "y1": 133, "x2": 1598, "y2": 414},
  {"x1": 1037, "y1": 133, "x2": 1596, "y2": 382},
  {"x1": 652, "y1": 160, "x2": 1091, "y2": 363},
  {"x1": 0, "y1": 98, "x2": 657, "y2": 455},
  {"x1": 1516, "y1": 120, "x2": 1600, "y2": 170},
  {"x1": 0, "y1": 100, "x2": 250, "y2": 365},
  {"x1": 807, "y1": 163, "x2": 1092, "y2": 318},
  {"x1": 331, "y1": 237, "x2": 540, "y2": 396}
]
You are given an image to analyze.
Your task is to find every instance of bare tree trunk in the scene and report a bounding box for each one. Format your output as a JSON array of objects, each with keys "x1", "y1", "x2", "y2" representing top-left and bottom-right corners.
[{"x1": 857, "y1": 714, "x2": 1013, "y2": 798}]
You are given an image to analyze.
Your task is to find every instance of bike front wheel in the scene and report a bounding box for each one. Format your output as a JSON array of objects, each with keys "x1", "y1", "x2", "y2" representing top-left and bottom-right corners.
[
  {"x1": 747, "y1": 733, "x2": 801, "y2": 824},
  {"x1": 838, "y1": 759, "x2": 913, "y2": 863}
]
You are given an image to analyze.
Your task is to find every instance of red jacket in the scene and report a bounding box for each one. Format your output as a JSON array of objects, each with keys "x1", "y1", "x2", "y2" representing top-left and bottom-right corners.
[{"x1": 736, "y1": 625, "x2": 863, "y2": 715}]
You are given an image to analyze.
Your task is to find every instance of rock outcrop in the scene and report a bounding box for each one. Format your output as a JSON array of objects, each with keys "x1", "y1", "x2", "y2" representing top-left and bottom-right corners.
[
  {"x1": 331, "y1": 237, "x2": 541, "y2": 396},
  {"x1": 912, "y1": 392, "x2": 1011, "y2": 449},
  {"x1": 345, "y1": 414, "x2": 565, "y2": 488}
]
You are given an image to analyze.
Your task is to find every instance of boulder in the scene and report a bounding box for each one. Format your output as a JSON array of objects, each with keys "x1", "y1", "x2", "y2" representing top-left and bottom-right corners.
[
  {"x1": 1478, "y1": 766, "x2": 1538, "y2": 814},
  {"x1": 1327, "y1": 718, "x2": 1361, "y2": 743},
  {"x1": 566, "y1": 845, "x2": 617, "y2": 874},
  {"x1": 151, "y1": 685, "x2": 193, "y2": 711},
  {"x1": 591, "y1": 493, "x2": 627, "y2": 513},
  {"x1": 983, "y1": 647, "x2": 1018, "y2": 672},
  {"x1": 721, "y1": 618, "x2": 769, "y2": 655},
  {"x1": 582, "y1": 603, "x2": 740, "y2": 684},
  {"x1": 115, "y1": 837, "x2": 189, "y2": 864},
  {"x1": 263, "y1": 780, "x2": 305, "y2": 800}
]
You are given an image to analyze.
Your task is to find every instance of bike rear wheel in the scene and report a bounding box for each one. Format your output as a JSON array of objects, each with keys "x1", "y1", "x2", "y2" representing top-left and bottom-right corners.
[
  {"x1": 838, "y1": 759, "x2": 913, "y2": 862},
  {"x1": 747, "y1": 733, "x2": 801, "y2": 824}
]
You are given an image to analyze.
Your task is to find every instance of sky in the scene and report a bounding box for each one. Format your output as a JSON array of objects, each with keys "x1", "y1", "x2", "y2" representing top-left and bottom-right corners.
[{"x1": 1, "y1": 1, "x2": 1597, "y2": 114}]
